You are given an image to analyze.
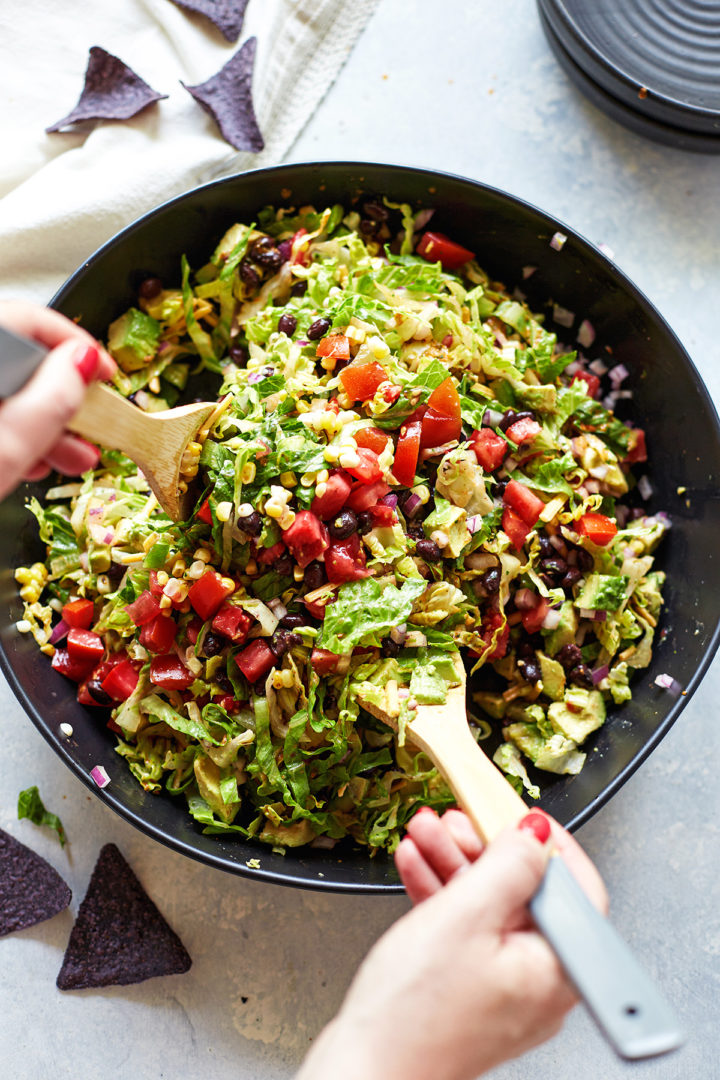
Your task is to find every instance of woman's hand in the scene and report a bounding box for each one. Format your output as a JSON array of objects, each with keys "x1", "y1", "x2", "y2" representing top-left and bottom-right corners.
[
  {"x1": 299, "y1": 810, "x2": 607, "y2": 1080},
  {"x1": 0, "y1": 300, "x2": 115, "y2": 498}
]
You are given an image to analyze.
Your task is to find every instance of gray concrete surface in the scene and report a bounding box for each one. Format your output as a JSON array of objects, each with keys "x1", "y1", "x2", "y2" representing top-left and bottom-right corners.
[{"x1": 2, "y1": 1, "x2": 719, "y2": 1077}]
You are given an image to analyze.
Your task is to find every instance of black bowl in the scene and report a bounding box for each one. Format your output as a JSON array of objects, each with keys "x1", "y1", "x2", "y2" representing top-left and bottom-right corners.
[{"x1": 3, "y1": 162, "x2": 720, "y2": 893}]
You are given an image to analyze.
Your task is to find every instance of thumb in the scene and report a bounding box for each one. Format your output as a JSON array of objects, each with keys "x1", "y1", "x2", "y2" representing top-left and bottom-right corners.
[{"x1": 451, "y1": 816, "x2": 552, "y2": 931}]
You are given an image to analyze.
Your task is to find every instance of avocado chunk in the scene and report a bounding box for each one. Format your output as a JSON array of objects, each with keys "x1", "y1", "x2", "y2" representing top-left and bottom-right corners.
[
  {"x1": 259, "y1": 818, "x2": 316, "y2": 847},
  {"x1": 504, "y1": 722, "x2": 585, "y2": 775},
  {"x1": 472, "y1": 691, "x2": 506, "y2": 721},
  {"x1": 538, "y1": 652, "x2": 566, "y2": 701},
  {"x1": 544, "y1": 600, "x2": 578, "y2": 655},
  {"x1": 107, "y1": 307, "x2": 161, "y2": 373},
  {"x1": 574, "y1": 573, "x2": 628, "y2": 613},
  {"x1": 517, "y1": 383, "x2": 556, "y2": 413},
  {"x1": 193, "y1": 755, "x2": 240, "y2": 824},
  {"x1": 548, "y1": 688, "x2": 606, "y2": 745}
]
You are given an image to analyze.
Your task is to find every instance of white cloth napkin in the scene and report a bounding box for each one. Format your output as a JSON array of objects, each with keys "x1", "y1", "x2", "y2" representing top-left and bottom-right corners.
[{"x1": 0, "y1": 0, "x2": 379, "y2": 303}]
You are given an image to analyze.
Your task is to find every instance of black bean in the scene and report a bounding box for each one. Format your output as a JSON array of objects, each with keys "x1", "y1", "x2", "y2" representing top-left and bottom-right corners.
[
  {"x1": 328, "y1": 509, "x2": 358, "y2": 540},
  {"x1": 490, "y1": 480, "x2": 507, "y2": 500},
  {"x1": 86, "y1": 679, "x2": 113, "y2": 706},
  {"x1": 396, "y1": 489, "x2": 414, "y2": 510},
  {"x1": 357, "y1": 511, "x2": 373, "y2": 535},
  {"x1": 277, "y1": 312, "x2": 297, "y2": 336},
  {"x1": 307, "y1": 316, "x2": 331, "y2": 340},
  {"x1": 253, "y1": 677, "x2": 269, "y2": 695},
  {"x1": 138, "y1": 276, "x2": 162, "y2": 300},
  {"x1": 275, "y1": 553, "x2": 294, "y2": 577},
  {"x1": 576, "y1": 548, "x2": 594, "y2": 572},
  {"x1": 303, "y1": 561, "x2": 326, "y2": 591},
  {"x1": 480, "y1": 566, "x2": 502, "y2": 594},
  {"x1": 380, "y1": 636, "x2": 401, "y2": 658},
  {"x1": 215, "y1": 670, "x2": 232, "y2": 692},
  {"x1": 277, "y1": 239, "x2": 292, "y2": 263},
  {"x1": 249, "y1": 236, "x2": 283, "y2": 270},
  {"x1": 407, "y1": 523, "x2": 425, "y2": 541},
  {"x1": 570, "y1": 664, "x2": 594, "y2": 689},
  {"x1": 498, "y1": 409, "x2": 518, "y2": 432},
  {"x1": 416, "y1": 538, "x2": 442, "y2": 563},
  {"x1": 237, "y1": 511, "x2": 262, "y2": 537},
  {"x1": 520, "y1": 659, "x2": 541, "y2": 683},
  {"x1": 557, "y1": 643, "x2": 583, "y2": 671},
  {"x1": 290, "y1": 280, "x2": 307, "y2": 298},
  {"x1": 324, "y1": 690, "x2": 337, "y2": 711},
  {"x1": 280, "y1": 613, "x2": 307, "y2": 630},
  {"x1": 537, "y1": 536, "x2": 554, "y2": 558},
  {"x1": 363, "y1": 201, "x2": 389, "y2": 223},
  {"x1": 359, "y1": 218, "x2": 380, "y2": 238},
  {"x1": 106, "y1": 561, "x2": 125, "y2": 584},
  {"x1": 228, "y1": 342, "x2": 248, "y2": 365},
  {"x1": 516, "y1": 638, "x2": 534, "y2": 658},
  {"x1": 239, "y1": 260, "x2": 260, "y2": 290},
  {"x1": 270, "y1": 627, "x2": 301, "y2": 657},
  {"x1": 541, "y1": 557, "x2": 568, "y2": 576},
  {"x1": 202, "y1": 632, "x2": 224, "y2": 657},
  {"x1": 561, "y1": 567, "x2": 582, "y2": 591}
]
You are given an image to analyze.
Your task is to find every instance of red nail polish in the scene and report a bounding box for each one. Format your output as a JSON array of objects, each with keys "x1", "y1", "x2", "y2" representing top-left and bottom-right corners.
[
  {"x1": 517, "y1": 812, "x2": 551, "y2": 845},
  {"x1": 415, "y1": 806, "x2": 437, "y2": 817},
  {"x1": 73, "y1": 344, "x2": 99, "y2": 384}
]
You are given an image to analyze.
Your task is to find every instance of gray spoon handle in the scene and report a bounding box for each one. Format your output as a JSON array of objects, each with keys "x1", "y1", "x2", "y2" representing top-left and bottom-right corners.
[
  {"x1": 530, "y1": 855, "x2": 683, "y2": 1060},
  {"x1": 0, "y1": 325, "x2": 48, "y2": 397}
]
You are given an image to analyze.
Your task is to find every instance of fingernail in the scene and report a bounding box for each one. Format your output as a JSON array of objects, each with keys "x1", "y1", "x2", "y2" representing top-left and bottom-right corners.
[
  {"x1": 73, "y1": 344, "x2": 100, "y2": 384},
  {"x1": 517, "y1": 812, "x2": 551, "y2": 845},
  {"x1": 415, "y1": 806, "x2": 437, "y2": 816}
]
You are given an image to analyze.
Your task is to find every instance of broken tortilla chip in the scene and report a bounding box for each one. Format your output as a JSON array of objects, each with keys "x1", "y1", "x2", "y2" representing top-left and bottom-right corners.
[
  {"x1": 56, "y1": 843, "x2": 191, "y2": 990},
  {"x1": 47, "y1": 47, "x2": 167, "y2": 133},
  {"x1": 0, "y1": 827, "x2": 71, "y2": 937},
  {"x1": 181, "y1": 36, "x2": 264, "y2": 152},
  {"x1": 169, "y1": 0, "x2": 250, "y2": 43}
]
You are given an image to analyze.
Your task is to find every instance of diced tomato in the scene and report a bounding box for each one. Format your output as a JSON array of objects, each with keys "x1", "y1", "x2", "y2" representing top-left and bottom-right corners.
[
  {"x1": 139, "y1": 613, "x2": 178, "y2": 654},
  {"x1": 392, "y1": 419, "x2": 422, "y2": 486},
  {"x1": 217, "y1": 694, "x2": 244, "y2": 714},
  {"x1": 235, "y1": 639, "x2": 276, "y2": 684},
  {"x1": 502, "y1": 506, "x2": 532, "y2": 550},
  {"x1": 311, "y1": 470, "x2": 353, "y2": 519},
  {"x1": 150, "y1": 654, "x2": 195, "y2": 692},
  {"x1": 354, "y1": 426, "x2": 392, "y2": 455},
  {"x1": 303, "y1": 597, "x2": 328, "y2": 620},
  {"x1": 290, "y1": 228, "x2": 310, "y2": 266},
  {"x1": 77, "y1": 681, "x2": 100, "y2": 706},
  {"x1": 505, "y1": 417, "x2": 541, "y2": 445},
  {"x1": 326, "y1": 534, "x2": 369, "y2": 584},
  {"x1": 521, "y1": 598, "x2": 549, "y2": 634},
  {"x1": 283, "y1": 511, "x2": 330, "y2": 568},
  {"x1": 472, "y1": 612, "x2": 510, "y2": 661},
  {"x1": 469, "y1": 428, "x2": 507, "y2": 472},
  {"x1": 625, "y1": 428, "x2": 647, "y2": 464},
  {"x1": 428, "y1": 376, "x2": 461, "y2": 418},
  {"x1": 339, "y1": 361, "x2": 388, "y2": 402},
  {"x1": 576, "y1": 512, "x2": 618, "y2": 546},
  {"x1": 51, "y1": 647, "x2": 95, "y2": 684},
  {"x1": 256, "y1": 540, "x2": 286, "y2": 567},
  {"x1": 188, "y1": 569, "x2": 233, "y2": 620},
  {"x1": 573, "y1": 371, "x2": 601, "y2": 399},
  {"x1": 101, "y1": 659, "x2": 140, "y2": 701},
  {"x1": 316, "y1": 334, "x2": 350, "y2": 360},
  {"x1": 344, "y1": 447, "x2": 383, "y2": 484},
  {"x1": 503, "y1": 479, "x2": 545, "y2": 527},
  {"x1": 66, "y1": 628, "x2": 105, "y2": 667},
  {"x1": 149, "y1": 570, "x2": 165, "y2": 597},
  {"x1": 212, "y1": 603, "x2": 253, "y2": 643},
  {"x1": 383, "y1": 384, "x2": 402, "y2": 404},
  {"x1": 197, "y1": 497, "x2": 213, "y2": 525},
  {"x1": 61, "y1": 598, "x2": 94, "y2": 630},
  {"x1": 420, "y1": 408, "x2": 462, "y2": 449},
  {"x1": 125, "y1": 589, "x2": 162, "y2": 627},
  {"x1": 416, "y1": 231, "x2": 475, "y2": 271},
  {"x1": 346, "y1": 479, "x2": 390, "y2": 513},
  {"x1": 91, "y1": 652, "x2": 127, "y2": 685},
  {"x1": 310, "y1": 648, "x2": 342, "y2": 675},
  {"x1": 186, "y1": 617, "x2": 203, "y2": 645},
  {"x1": 368, "y1": 503, "x2": 397, "y2": 526}
]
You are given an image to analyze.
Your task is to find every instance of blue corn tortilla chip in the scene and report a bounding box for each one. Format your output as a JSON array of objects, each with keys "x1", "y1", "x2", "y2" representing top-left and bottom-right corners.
[
  {"x1": 182, "y1": 36, "x2": 264, "y2": 152},
  {"x1": 0, "y1": 827, "x2": 71, "y2": 937},
  {"x1": 170, "y1": 0, "x2": 250, "y2": 43},
  {"x1": 57, "y1": 843, "x2": 191, "y2": 990},
  {"x1": 47, "y1": 47, "x2": 167, "y2": 133}
]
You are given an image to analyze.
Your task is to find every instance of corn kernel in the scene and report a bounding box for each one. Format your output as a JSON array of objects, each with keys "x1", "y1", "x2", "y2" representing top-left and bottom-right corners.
[
  {"x1": 295, "y1": 399, "x2": 310, "y2": 414},
  {"x1": 216, "y1": 501, "x2": 233, "y2": 523},
  {"x1": 338, "y1": 450, "x2": 361, "y2": 469},
  {"x1": 320, "y1": 356, "x2": 336, "y2": 372},
  {"x1": 300, "y1": 472, "x2": 316, "y2": 488},
  {"x1": 323, "y1": 448, "x2": 339, "y2": 465},
  {"x1": 345, "y1": 324, "x2": 366, "y2": 344},
  {"x1": 193, "y1": 548, "x2": 212, "y2": 564},
  {"x1": 236, "y1": 502, "x2": 253, "y2": 518},
  {"x1": 431, "y1": 529, "x2": 449, "y2": 548},
  {"x1": 370, "y1": 336, "x2": 390, "y2": 360},
  {"x1": 241, "y1": 462, "x2": 256, "y2": 484},
  {"x1": 293, "y1": 566, "x2": 304, "y2": 582},
  {"x1": 171, "y1": 556, "x2": 187, "y2": 577},
  {"x1": 272, "y1": 671, "x2": 285, "y2": 689},
  {"x1": 266, "y1": 504, "x2": 283, "y2": 519},
  {"x1": 159, "y1": 595, "x2": 172, "y2": 610},
  {"x1": 187, "y1": 560, "x2": 207, "y2": 579},
  {"x1": 178, "y1": 480, "x2": 188, "y2": 493},
  {"x1": 280, "y1": 471, "x2": 297, "y2": 487},
  {"x1": 16, "y1": 620, "x2": 32, "y2": 634},
  {"x1": 282, "y1": 669, "x2": 295, "y2": 688},
  {"x1": 279, "y1": 510, "x2": 296, "y2": 530},
  {"x1": 337, "y1": 391, "x2": 353, "y2": 409},
  {"x1": 317, "y1": 469, "x2": 329, "y2": 483},
  {"x1": 415, "y1": 485, "x2": 431, "y2": 505},
  {"x1": 96, "y1": 574, "x2": 111, "y2": 594},
  {"x1": 156, "y1": 570, "x2": 169, "y2": 586},
  {"x1": 245, "y1": 559, "x2": 258, "y2": 575},
  {"x1": 185, "y1": 441, "x2": 202, "y2": 456},
  {"x1": 315, "y1": 481, "x2": 328, "y2": 498},
  {"x1": 220, "y1": 577, "x2": 236, "y2": 595}
]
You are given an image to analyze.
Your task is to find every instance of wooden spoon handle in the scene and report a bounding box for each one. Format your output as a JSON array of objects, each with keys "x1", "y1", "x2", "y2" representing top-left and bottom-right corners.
[
  {"x1": 66, "y1": 381, "x2": 154, "y2": 453},
  {"x1": 408, "y1": 707, "x2": 528, "y2": 842}
]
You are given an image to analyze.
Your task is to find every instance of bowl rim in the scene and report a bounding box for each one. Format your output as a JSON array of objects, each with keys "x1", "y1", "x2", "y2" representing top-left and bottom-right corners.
[{"x1": 4, "y1": 159, "x2": 718, "y2": 892}]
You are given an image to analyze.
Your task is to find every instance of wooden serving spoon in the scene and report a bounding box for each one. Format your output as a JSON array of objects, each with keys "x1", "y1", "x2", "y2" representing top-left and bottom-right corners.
[
  {"x1": 357, "y1": 654, "x2": 683, "y2": 1061},
  {"x1": 67, "y1": 382, "x2": 216, "y2": 520}
]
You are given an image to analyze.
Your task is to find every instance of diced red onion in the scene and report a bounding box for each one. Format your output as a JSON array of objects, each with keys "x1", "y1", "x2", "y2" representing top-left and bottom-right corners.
[
  {"x1": 89, "y1": 506, "x2": 102, "y2": 517},
  {"x1": 584, "y1": 479, "x2": 601, "y2": 494},
  {"x1": 553, "y1": 304, "x2": 575, "y2": 328},
  {"x1": 522, "y1": 265, "x2": 537, "y2": 279},
  {"x1": 48, "y1": 618, "x2": 70, "y2": 645},
  {"x1": 655, "y1": 511, "x2": 671, "y2": 529},
  {"x1": 503, "y1": 456, "x2": 518, "y2": 472},
  {"x1": 564, "y1": 359, "x2": 582, "y2": 376},
  {"x1": 578, "y1": 607, "x2": 607, "y2": 622},
  {"x1": 465, "y1": 552, "x2": 497, "y2": 571},
  {"x1": 390, "y1": 624, "x2": 407, "y2": 645},
  {"x1": 442, "y1": 334, "x2": 454, "y2": 348},
  {"x1": 615, "y1": 389, "x2": 633, "y2": 400},
  {"x1": 512, "y1": 287, "x2": 527, "y2": 303},
  {"x1": 310, "y1": 835, "x2": 337, "y2": 850},
  {"x1": 588, "y1": 357, "x2": 608, "y2": 375},
  {"x1": 603, "y1": 392, "x2": 619, "y2": 410},
  {"x1": 414, "y1": 208, "x2": 435, "y2": 230},
  {"x1": 298, "y1": 339, "x2": 309, "y2": 346},
  {"x1": 157, "y1": 341, "x2": 169, "y2": 354},
  {"x1": 609, "y1": 363, "x2": 629, "y2": 386},
  {"x1": 577, "y1": 320, "x2": 596, "y2": 348},
  {"x1": 615, "y1": 505, "x2": 630, "y2": 528},
  {"x1": 588, "y1": 464, "x2": 608, "y2": 480},
  {"x1": 247, "y1": 371, "x2": 264, "y2": 385},
  {"x1": 403, "y1": 493, "x2": 422, "y2": 518},
  {"x1": 514, "y1": 588, "x2": 538, "y2": 611},
  {"x1": 550, "y1": 231, "x2": 567, "y2": 251},
  {"x1": 549, "y1": 534, "x2": 566, "y2": 553},
  {"x1": 381, "y1": 493, "x2": 399, "y2": 509},
  {"x1": 541, "y1": 608, "x2": 562, "y2": 630},
  {"x1": 654, "y1": 673, "x2": 682, "y2": 695},
  {"x1": 482, "y1": 408, "x2": 505, "y2": 428},
  {"x1": 90, "y1": 765, "x2": 111, "y2": 789},
  {"x1": 638, "y1": 475, "x2": 653, "y2": 501},
  {"x1": 467, "y1": 515, "x2": 484, "y2": 534},
  {"x1": 591, "y1": 664, "x2": 609, "y2": 685},
  {"x1": 268, "y1": 599, "x2": 287, "y2": 619}
]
